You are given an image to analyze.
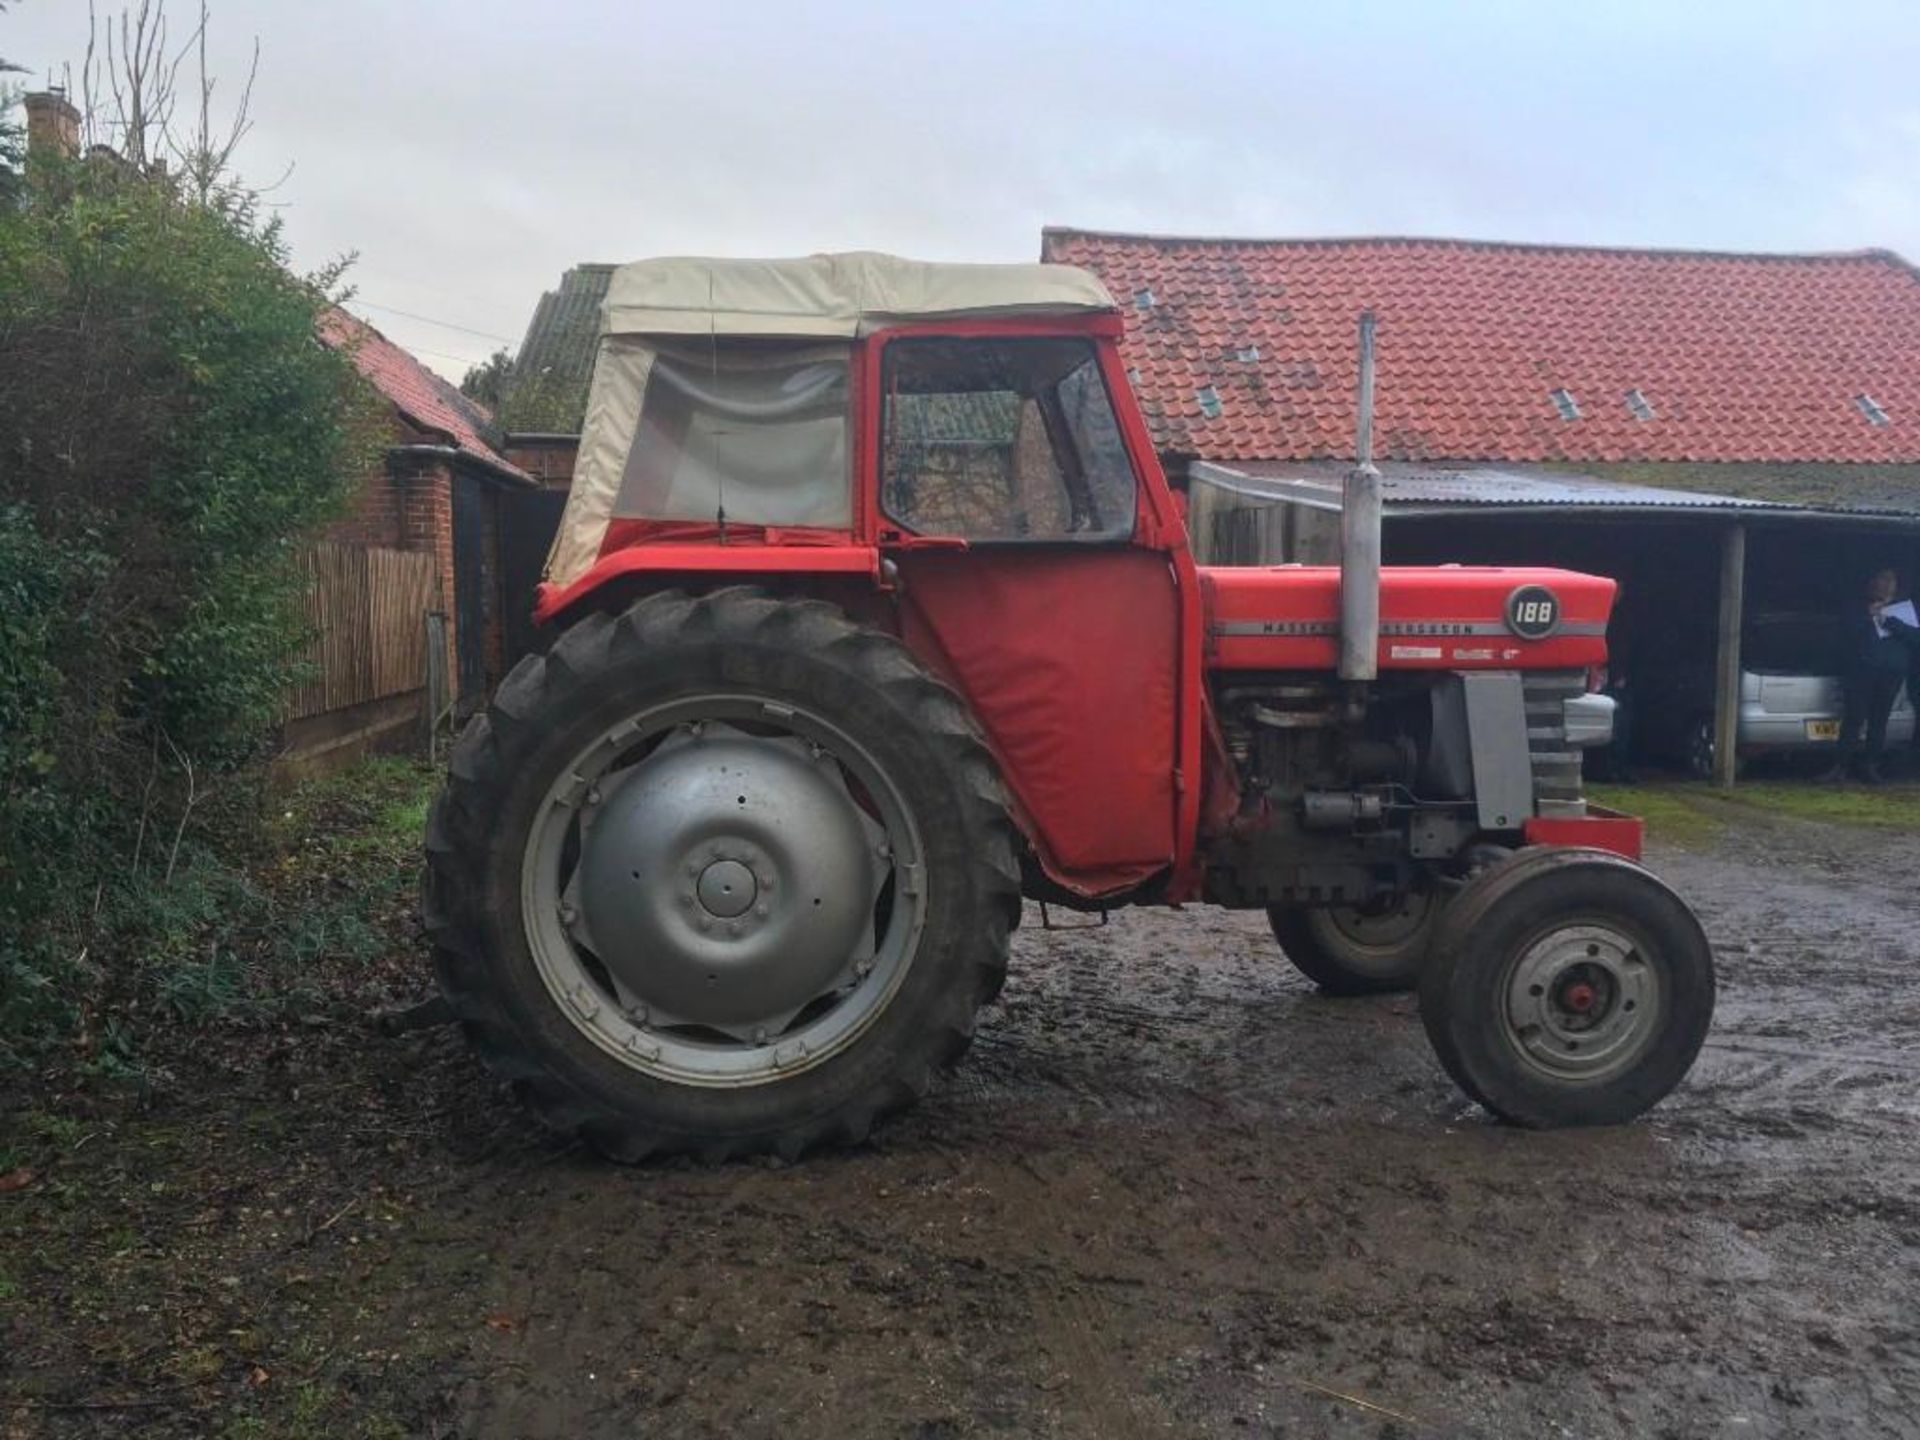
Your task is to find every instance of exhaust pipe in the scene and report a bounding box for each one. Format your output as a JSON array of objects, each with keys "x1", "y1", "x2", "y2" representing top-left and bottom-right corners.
[{"x1": 1338, "y1": 311, "x2": 1381, "y2": 682}]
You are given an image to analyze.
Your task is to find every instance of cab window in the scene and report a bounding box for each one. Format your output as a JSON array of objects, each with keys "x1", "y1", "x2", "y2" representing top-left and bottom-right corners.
[{"x1": 881, "y1": 337, "x2": 1136, "y2": 542}]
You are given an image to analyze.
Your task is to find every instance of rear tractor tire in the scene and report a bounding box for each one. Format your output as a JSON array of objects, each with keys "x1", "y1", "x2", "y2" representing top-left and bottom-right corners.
[
  {"x1": 1418, "y1": 847, "x2": 1714, "y2": 1128},
  {"x1": 1267, "y1": 885, "x2": 1441, "y2": 996},
  {"x1": 423, "y1": 587, "x2": 1020, "y2": 1162}
]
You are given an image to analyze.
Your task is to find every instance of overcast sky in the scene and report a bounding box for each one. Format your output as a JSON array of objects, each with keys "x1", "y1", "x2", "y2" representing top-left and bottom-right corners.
[{"x1": 9, "y1": 0, "x2": 1920, "y2": 381}]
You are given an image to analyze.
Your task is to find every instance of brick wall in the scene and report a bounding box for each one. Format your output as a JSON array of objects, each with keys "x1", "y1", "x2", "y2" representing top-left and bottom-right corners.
[
  {"x1": 503, "y1": 436, "x2": 578, "y2": 492},
  {"x1": 320, "y1": 420, "x2": 462, "y2": 698}
]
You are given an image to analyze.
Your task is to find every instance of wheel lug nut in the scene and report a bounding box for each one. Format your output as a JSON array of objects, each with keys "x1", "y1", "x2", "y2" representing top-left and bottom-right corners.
[
  {"x1": 755, "y1": 904, "x2": 769, "y2": 918},
  {"x1": 559, "y1": 904, "x2": 578, "y2": 925}
]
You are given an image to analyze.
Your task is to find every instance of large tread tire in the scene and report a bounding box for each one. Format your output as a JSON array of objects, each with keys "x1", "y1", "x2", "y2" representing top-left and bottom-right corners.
[
  {"x1": 422, "y1": 587, "x2": 1021, "y2": 1163},
  {"x1": 1418, "y1": 846, "x2": 1714, "y2": 1128},
  {"x1": 1267, "y1": 889, "x2": 1438, "y2": 996}
]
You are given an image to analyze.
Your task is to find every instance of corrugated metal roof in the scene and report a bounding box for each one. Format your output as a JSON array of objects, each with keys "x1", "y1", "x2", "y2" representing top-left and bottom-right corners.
[{"x1": 1199, "y1": 460, "x2": 1920, "y2": 523}]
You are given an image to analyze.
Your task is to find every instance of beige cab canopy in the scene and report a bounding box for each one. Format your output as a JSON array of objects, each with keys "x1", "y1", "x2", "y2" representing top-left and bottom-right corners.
[{"x1": 545, "y1": 252, "x2": 1118, "y2": 590}]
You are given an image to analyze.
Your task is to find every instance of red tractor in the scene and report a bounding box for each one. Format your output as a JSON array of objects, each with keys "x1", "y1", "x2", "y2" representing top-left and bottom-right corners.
[{"x1": 425, "y1": 253, "x2": 1713, "y2": 1161}]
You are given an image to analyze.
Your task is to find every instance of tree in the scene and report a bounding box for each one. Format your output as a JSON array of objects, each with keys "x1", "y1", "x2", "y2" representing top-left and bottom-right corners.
[
  {"x1": 0, "y1": 1, "x2": 383, "y2": 1068},
  {"x1": 0, "y1": 4, "x2": 24, "y2": 209},
  {"x1": 460, "y1": 347, "x2": 514, "y2": 411}
]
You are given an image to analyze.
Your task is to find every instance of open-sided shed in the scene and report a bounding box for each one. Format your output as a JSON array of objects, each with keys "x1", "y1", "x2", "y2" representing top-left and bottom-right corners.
[{"x1": 1189, "y1": 461, "x2": 1920, "y2": 783}]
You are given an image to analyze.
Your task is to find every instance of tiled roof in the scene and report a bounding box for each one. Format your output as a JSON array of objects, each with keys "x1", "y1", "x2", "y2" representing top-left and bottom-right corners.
[
  {"x1": 509, "y1": 264, "x2": 616, "y2": 431},
  {"x1": 1041, "y1": 229, "x2": 1920, "y2": 465},
  {"x1": 319, "y1": 308, "x2": 529, "y2": 482}
]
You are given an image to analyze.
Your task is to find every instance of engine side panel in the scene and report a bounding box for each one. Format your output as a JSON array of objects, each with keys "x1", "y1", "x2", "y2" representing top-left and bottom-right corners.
[{"x1": 1202, "y1": 565, "x2": 1614, "y2": 673}]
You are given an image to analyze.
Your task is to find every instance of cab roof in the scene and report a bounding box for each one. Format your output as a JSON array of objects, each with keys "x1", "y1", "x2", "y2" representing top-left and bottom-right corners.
[{"x1": 602, "y1": 251, "x2": 1116, "y2": 340}]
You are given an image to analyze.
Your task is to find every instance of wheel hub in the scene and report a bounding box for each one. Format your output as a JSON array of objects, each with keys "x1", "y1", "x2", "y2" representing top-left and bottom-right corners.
[
  {"x1": 697, "y1": 859, "x2": 757, "y2": 918},
  {"x1": 1503, "y1": 924, "x2": 1660, "y2": 1081},
  {"x1": 571, "y1": 728, "x2": 885, "y2": 1037}
]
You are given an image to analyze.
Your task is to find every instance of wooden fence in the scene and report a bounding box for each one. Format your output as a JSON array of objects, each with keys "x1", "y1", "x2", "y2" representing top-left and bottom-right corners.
[{"x1": 287, "y1": 542, "x2": 437, "y2": 721}]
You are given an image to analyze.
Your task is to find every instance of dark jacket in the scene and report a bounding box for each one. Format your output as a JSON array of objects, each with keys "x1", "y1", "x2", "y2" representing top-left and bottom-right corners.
[{"x1": 1852, "y1": 609, "x2": 1914, "y2": 675}]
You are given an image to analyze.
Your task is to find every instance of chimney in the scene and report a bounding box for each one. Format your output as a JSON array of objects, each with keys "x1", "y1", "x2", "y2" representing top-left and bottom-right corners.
[{"x1": 23, "y1": 89, "x2": 82, "y2": 162}]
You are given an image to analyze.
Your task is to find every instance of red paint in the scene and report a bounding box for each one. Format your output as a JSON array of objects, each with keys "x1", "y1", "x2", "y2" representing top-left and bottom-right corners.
[
  {"x1": 896, "y1": 548, "x2": 1180, "y2": 894},
  {"x1": 1523, "y1": 809, "x2": 1644, "y2": 862},
  {"x1": 546, "y1": 317, "x2": 1636, "y2": 897},
  {"x1": 534, "y1": 540, "x2": 880, "y2": 622},
  {"x1": 1202, "y1": 566, "x2": 1616, "y2": 672}
]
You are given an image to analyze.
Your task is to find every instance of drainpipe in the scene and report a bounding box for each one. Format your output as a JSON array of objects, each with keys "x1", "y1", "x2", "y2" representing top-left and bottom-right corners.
[{"x1": 1338, "y1": 311, "x2": 1382, "y2": 682}]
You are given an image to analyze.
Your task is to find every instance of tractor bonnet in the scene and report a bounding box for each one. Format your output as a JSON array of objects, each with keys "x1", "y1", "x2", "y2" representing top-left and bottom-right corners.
[{"x1": 544, "y1": 254, "x2": 1116, "y2": 590}]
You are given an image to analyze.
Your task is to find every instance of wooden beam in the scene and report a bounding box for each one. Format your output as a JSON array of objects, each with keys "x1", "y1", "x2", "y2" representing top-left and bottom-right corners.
[{"x1": 1712, "y1": 522, "x2": 1747, "y2": 789}]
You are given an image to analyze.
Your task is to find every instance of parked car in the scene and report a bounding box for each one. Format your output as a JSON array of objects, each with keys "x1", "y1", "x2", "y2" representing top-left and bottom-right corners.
[{"x1": 1634, "y1": 610, "x2": 1914, "y2": 778}]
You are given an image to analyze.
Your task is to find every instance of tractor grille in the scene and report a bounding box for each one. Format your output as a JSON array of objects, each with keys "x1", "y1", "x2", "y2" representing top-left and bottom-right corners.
[{"x1": 1524, "y1": 670, "x2": 1589, "y2": 816}]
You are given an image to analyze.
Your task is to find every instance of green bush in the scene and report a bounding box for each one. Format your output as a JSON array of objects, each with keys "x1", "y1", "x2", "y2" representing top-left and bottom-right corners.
[{"x1": 0, "y1": 157, "x2": 383, "y2": 1068}]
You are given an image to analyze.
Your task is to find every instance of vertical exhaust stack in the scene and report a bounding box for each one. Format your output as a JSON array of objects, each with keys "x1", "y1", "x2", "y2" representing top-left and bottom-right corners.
[{"x1": 1339, "y1": 311, "x2": 1382, "y2": 682}]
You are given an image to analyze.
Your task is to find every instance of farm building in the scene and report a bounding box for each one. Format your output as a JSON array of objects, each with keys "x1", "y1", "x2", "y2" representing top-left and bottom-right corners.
[
  {"x1": 1042, "y1": 229, "x2": 1920, "y2": 779},
  {"x1": 292, "y1": 313, "x2": 533, "y2": 773}
]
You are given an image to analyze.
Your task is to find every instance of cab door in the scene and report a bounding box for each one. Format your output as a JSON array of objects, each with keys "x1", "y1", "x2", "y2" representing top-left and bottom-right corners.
[{"x1": 871, "y1": 328, "x2": 1188, "y2": 896}]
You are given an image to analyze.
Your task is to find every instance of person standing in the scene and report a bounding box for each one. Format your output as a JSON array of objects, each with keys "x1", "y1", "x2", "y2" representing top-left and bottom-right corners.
[{"x1": 1836, "y1": 568, "x2": 1911, "y2": 783}]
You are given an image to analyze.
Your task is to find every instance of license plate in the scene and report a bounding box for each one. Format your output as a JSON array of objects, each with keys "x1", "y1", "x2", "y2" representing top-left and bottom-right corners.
[{"x1": 1806, "y1": 719, "x2": 1841, "y2": 741}]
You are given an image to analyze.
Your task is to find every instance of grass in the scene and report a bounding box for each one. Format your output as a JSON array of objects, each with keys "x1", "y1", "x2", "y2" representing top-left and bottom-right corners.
[
  {"x1": 1589, "y1": 784, "x2": 1729, "y2": 848},
  {"x1": 1592, "y1": 777, "x2": 1920, "y2": 846},
  {"x1": 1723, "y1": 779, "x2": 1920, "y2": 830}
]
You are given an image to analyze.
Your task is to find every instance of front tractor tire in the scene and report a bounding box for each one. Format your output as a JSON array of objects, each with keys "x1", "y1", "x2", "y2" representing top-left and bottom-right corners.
[
  {"x1": 1418, "y1": 847, "x2": 1714, "y2": 1128},
  {"x1": 1267, "y1": 886, "x2": 1440, "y2": 996},
  {"x1": 423, "y1": 588, "x2": 1020, "y2": 1162}
]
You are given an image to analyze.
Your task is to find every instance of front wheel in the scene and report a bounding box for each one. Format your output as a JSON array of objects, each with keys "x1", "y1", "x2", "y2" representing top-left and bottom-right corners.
[
  {"x1": 423, "y1": 588, "x2": 1020, "y2": 1162},
  {"x1": 1267, "y1": 886, "x2": 1440, "y2": 995},
  {"x1": 1418, "y1": 847, "x2": 1714, "y2": 1127}
]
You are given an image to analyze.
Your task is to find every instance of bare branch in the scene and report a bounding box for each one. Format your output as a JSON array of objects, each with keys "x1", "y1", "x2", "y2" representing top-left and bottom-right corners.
[{"x1": 68, "y1": 2, "x2": 239, "y2": 194}]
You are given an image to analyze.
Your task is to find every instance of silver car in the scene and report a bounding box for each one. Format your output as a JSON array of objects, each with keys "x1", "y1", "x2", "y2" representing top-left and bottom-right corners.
[{"x1": 1640, "y1": 612, "x2": 1915, "y2": 778}]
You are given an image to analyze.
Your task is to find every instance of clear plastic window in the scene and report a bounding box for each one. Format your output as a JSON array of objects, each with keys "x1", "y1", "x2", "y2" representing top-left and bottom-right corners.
[
  {"x1": 882, "y1": 338, "x2": 1136, "y2": 541},
  {"x1": 615, "y1": 344, "x2": 851, "y2": 528}
]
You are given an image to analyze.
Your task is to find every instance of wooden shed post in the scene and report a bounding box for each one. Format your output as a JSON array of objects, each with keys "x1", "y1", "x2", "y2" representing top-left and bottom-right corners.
[{"x1": 1712, "y1": 522, "x2": 1747, "y2": 789}]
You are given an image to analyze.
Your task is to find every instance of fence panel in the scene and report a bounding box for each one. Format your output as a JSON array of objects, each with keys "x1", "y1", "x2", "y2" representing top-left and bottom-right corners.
[{"x1": 287, "y1": 543, "x2": 436, "y2": 720}]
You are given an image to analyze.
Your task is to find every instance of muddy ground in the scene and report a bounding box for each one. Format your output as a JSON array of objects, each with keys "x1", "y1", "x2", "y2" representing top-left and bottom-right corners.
[{"x1": 5, "y1": 804, "x2": 1920, "y2": 1439}]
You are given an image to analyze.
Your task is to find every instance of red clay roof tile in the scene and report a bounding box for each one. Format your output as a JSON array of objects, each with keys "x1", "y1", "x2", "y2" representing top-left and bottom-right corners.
[
  {"x1": 318, "y1": 308, "x2": 529, "y2": 482},
  {"x1": 1042, "y1": 229, "x2": 1920, "y2": 465}
]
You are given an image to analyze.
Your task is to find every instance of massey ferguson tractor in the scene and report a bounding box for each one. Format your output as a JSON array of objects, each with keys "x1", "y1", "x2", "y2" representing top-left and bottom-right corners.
[{"x1": 424, "y1": 253, "x2": 1715, "y2": 1161}]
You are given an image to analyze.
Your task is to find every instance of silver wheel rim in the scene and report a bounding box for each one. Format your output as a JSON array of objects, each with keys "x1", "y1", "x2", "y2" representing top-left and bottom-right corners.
[
  {"x1": 1500, "y1": 922, "x2": 1663, "y2": 1082},
  {"x1": 1309, "y1": 887, "x2": 1436, "y2": 973},
  {"x1": 520, "y1": 695, "x2": 928, "y2": 1088}
]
